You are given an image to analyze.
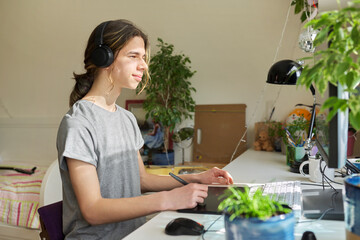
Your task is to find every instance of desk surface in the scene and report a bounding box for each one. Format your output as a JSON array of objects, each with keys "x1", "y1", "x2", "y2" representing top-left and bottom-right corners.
[{"x1": 124, "y1": 149, "x2": 346, "y2": 240}]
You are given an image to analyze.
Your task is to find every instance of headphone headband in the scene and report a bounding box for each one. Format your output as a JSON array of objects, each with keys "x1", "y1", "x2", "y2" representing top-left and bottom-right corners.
[
  {"x1": 91, "y1": 21, "x2": 114, "y2": 68},
  {"x1": 94, "y1": 21, "x2": 110, "y2": 46}
]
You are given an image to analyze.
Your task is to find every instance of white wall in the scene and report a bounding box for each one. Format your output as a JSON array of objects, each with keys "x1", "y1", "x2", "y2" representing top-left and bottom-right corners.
[
  {"x1": 319, "y1": 0, "x2": 351, "y2": 12},
  {"x1": 0, "y1": 0, "x2": 318, "y2": 165}
]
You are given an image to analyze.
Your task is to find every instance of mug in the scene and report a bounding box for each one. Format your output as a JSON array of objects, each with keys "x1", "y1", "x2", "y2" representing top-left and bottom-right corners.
[{"x1": 299, "y1": 156, "x2": 334, "y2": 183}]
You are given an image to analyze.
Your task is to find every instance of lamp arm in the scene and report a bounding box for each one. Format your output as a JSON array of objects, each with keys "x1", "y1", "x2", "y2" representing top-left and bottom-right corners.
[
  {"x1": 304, "y1": 84, "x2": 316, "y2": 154},
  {"x1": 310, "y1": 84, "x2": 316, "y2": 96},
  {"x1": 307, "y1": 102, "x2": 316, "y2": 141}
]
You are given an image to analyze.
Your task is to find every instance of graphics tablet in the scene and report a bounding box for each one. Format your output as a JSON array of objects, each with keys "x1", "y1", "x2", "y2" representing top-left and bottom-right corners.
[
  {"x1": 302, "y1": 188, "x2": 344, "y2": 221},
  {"x1": 177, "y1": 186, "x2": 245, "y2": 215}
]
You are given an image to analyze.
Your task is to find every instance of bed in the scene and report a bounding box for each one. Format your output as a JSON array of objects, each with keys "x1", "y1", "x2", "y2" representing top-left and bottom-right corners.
[{"x1": 0, "y1": 159, "x2": 62, "y2": 240}]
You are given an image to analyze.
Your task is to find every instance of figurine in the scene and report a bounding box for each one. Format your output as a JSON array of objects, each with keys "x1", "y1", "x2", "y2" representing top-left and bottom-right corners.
[{"x1": 254, "y1": 130, "x2": 274, "y2": 152}]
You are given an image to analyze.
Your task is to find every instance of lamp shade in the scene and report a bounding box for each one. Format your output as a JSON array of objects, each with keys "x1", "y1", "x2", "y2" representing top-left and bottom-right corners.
[{"x1": 267, "y1": 60, "x2": 302, "y2": 85}]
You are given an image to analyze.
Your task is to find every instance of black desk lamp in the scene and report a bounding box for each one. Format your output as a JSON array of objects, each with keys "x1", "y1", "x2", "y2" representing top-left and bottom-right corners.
[{"x1": 267, "y1": 60, "x2": 317, "y2": 171}]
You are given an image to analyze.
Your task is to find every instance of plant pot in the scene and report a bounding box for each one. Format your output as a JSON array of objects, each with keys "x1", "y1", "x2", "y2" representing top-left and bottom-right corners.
[
  {"x1": 344, "y1": 174, "x2": 360, "y2": 240},
  {"x1": 286, "y1": 145, "x2": 308, "y2": 173},
  {"x1": 151, "y1": 150, "x2": 174, "y2": 165},
  {"x1": 224, "y1": 210, "x2": 295, "y2": 240}
]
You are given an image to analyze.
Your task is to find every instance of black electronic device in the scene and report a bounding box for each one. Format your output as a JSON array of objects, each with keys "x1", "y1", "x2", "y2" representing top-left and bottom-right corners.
[
  {"x1": 177, "y1": 186, "x2": 244, "y2": 215},
  {"x1": 165, "y1": 217, "x2": 205, "y2": 236},
  {"x1": 302, "y1": 188, "x2": 344, "y2": 221},
  {"x1": 91, "y1": 21, "x2": 114, "y2": 68},
  {"x1": 301, "y1": 231, "x2": 317, "y2": 240}
]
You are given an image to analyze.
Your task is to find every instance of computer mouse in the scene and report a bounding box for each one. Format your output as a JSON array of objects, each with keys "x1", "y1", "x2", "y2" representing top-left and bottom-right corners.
[
  {"x1": 165, "y1": 217, "x2": 205, "y2": 236},
  {"x1": 301, "y1": 231, "x2": 317, "y2": 240}
]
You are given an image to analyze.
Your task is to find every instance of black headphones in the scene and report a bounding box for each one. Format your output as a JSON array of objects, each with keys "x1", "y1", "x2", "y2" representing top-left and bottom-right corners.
[{"x1": 91, "y1": 21, "x2": 114, "y2": 68}]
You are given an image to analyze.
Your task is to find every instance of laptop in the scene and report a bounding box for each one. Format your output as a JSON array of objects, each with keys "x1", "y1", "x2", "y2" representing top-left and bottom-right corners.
[{"x1": 177, "y1": 185, "x2": 245, "y2": 215}]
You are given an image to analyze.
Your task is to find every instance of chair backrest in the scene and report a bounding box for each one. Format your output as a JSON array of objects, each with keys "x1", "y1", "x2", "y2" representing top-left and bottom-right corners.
[
  {"x1": 38, "y1": 201, "x2": 64, "y2": 240},
  {"x1": 40, "y1": 159, "x2": 62, "y2": 206}
]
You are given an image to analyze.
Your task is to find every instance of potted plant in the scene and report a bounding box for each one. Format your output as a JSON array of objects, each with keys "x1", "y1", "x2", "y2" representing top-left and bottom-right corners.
[
  {"x1": 139, "y1": 38, "x2": 196, "y2": 164},
  {"x1": 267, "y1": 116, "x2": 310, "y2": 147},
  {"x1": 218, "y1": 187, "x2": 295, "y2": 240},
  {"x1": 296, "y1": 0, "x2": 360, "y2": 131},
  {"x1": 267, "y1": 116, "x2": 309, "y2": 167}
]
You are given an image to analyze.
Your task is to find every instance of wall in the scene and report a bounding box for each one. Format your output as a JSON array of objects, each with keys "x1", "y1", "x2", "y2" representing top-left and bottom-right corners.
[
  {"x1": 319, "y1": 0, "x2": 351, "y2": 12},
  {"x1": 0, "y1": 118, "x2": 58, "y2": 165},
  {"x1": 0, "y1": 0, "x2": 316, "y2": 165}
]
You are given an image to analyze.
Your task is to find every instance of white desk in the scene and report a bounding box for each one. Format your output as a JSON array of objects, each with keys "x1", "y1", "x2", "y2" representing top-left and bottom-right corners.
[{"x1": 124, "y1": 149, "x2": 345, "y2": 240}]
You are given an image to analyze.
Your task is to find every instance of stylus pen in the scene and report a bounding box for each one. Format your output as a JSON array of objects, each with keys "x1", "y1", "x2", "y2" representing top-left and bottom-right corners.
[{"x1": 169, "y1": 172, "x2": 188, "y2": 185}]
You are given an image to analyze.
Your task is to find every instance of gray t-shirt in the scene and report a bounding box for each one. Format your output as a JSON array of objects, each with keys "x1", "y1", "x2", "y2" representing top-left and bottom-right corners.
[{"x1": 57, "y1": 100, "x2": 145, "y2": 239}]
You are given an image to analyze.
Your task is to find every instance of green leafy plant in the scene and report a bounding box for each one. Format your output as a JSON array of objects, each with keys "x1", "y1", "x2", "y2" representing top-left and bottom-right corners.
[
  {"x1": 218, "y1": 187, "x2": 291, "y2": 221},
  {"x1": 140, "y1": 38, "x2": 196, "y2": 151},
  {"x1": 171, "y1": 127, "x2": 194, "y2": 143},
  {"x1": 267, "y1": 116, "x2": 312, "y2": 146},
  {"x1": 297, "y1": 0, "x2": 360, "y2": 130},
  {"x1": 267, "y1": 121, "x2": 286, "y2": 145}
]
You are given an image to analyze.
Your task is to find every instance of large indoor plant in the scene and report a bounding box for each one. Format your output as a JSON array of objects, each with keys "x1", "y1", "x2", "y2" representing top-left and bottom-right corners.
[
  {"x1": 218, "y1": 187, "x2": 295, "y2": 240},
  {"x1": 295, "y1": 3, "x2": 360, "y2": 239},
  {"x1": 296, "y1": 0, "x2": 360, "y2": 130},
  {"x1": 140, "y1": 38, "x2": 196, "y2": 162}
]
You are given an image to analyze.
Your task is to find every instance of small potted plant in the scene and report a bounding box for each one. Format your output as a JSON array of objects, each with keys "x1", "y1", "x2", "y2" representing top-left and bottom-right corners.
[{"x1": 218, "y1": 187, "x2": 295, "y2": 240}]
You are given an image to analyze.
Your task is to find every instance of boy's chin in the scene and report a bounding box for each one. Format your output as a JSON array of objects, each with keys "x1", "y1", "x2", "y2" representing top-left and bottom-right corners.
[{"x1": 126, "y1": 84, "x2": 140, "y2": 90}]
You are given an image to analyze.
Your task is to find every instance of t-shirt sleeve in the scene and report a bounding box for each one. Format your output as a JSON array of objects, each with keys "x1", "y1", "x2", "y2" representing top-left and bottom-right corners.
[
  {"x1": 135, "y1": 124, "x2": 144, "y2": 150},
  {"x1": 57, "y1": 117, "x2": 97, "y2": 172}
]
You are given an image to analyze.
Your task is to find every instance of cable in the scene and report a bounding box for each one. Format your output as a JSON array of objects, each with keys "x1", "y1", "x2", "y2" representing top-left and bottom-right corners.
[
  {"x1": 297, "y1": 207, "x2": 335, "y2": 225},
  {"x1": 318, "y1": 207, "x2": 335, "y2": 221},
  {"x1": 315, "y1": 190, "x2": 341, "y2": 221},
  {"x1": 299, "y1": 163, "x2": 343, "y2": 188},
  {"x1": 320, "y1": 163, "x2": 334, "y2": 190},
  {"x1": 201, "y1": 215, "x2": 223, "y2": 240}
]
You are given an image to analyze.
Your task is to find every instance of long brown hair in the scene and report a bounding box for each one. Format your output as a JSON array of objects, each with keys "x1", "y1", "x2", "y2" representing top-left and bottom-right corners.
[{"x1": 69, "y1": 19, "x2": 150, "y2": 107}]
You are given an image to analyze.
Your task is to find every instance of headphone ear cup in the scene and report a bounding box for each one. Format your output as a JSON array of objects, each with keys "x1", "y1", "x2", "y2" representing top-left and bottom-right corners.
[{"x1": 91, "y1": 45, "x2": 114, "y2": 68}]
